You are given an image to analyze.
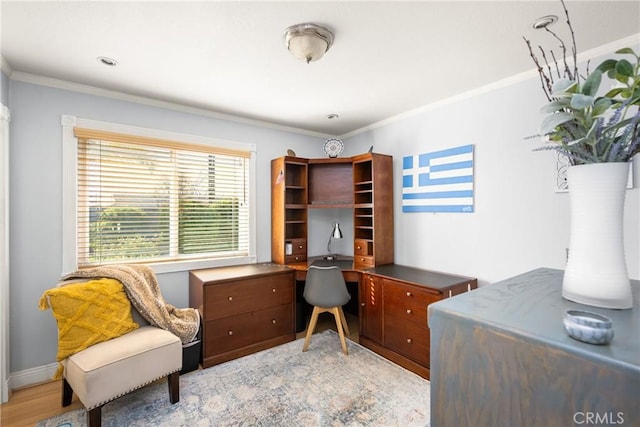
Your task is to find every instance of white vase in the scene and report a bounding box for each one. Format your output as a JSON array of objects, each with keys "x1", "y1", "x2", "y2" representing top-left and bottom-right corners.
[{"x1": 563, "y1": 162, "x2": 632, "y2": 309}]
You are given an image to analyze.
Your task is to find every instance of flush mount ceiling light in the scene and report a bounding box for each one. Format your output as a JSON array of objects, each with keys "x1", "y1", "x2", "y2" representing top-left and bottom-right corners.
[
  {"x1": 97, "y1": 56, "x2": 118, "y2": 66},
  {"x1": 284, "y1": 23, "x2": 334, "y2": 64},
  {"x1": 531, "y1": 15, "x2": 558, "y2": 30}
]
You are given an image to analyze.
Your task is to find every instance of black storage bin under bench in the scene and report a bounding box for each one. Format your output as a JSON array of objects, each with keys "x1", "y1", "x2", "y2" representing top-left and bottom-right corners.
[{"x1": 180, "y1": 315, "x2": 202, "y2": 375}]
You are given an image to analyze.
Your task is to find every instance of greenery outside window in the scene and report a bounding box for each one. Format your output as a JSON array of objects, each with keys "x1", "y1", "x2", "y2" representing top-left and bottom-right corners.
[{"x1": 62, "y1": 116, "x2": 256, "y2": 273}]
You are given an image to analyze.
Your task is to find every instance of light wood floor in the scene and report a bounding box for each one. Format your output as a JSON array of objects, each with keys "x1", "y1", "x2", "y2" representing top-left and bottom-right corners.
[{"x1": 0, "y1": 313, "x2": 359, "y2": 427}]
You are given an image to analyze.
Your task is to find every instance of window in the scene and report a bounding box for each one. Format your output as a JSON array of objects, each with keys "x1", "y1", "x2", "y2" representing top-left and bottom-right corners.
[{"x1": 62, "y1": 117, "x2": 256, "y2": 273}]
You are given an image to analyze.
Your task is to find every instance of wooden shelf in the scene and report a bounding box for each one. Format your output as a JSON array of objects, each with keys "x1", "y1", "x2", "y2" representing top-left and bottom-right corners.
[
  {"x1": 308, "y1": 203, "x2": 354, "y2": 209},
  {"x1": 272, "y1": 153, "x2": 393, "y2": 267}
]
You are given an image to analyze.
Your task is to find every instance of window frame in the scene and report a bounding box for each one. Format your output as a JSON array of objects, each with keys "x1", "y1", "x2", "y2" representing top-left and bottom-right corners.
[{"x1": 62, "y1": 115, "x2": 257, "y2": 274}]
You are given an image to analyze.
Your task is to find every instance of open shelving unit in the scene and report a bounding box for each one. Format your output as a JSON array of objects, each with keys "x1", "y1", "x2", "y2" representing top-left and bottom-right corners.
[{"x1": 271, "y1": 152, "x2": 393, "y2": 267}]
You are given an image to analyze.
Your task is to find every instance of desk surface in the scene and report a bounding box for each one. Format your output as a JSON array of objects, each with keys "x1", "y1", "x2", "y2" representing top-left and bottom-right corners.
[
  {"x1": 286, "y1": 256, "x2": 357, "y2": 271},
  {"x1": 365, "y1": 264, "x2": 476, "y2": 291},
  {"x1": 287, "y1": 257, "x2": 475, "y2": 291},
  {"x1": 189, "y1": 263, "x2": 293, "y2": 284}
]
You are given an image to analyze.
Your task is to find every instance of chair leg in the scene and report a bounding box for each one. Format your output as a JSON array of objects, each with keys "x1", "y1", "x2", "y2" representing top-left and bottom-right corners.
[
  {"x1": 168, "y1": 371, "x2": 180, "y2": 404},
  {"x1": 338, "y1": 306, "x2": 350, "y2": 336},
  {"x1": 62, "y1": 378, "x2": 73, "y2": 407},
  {"x1": 302, "y1": 306, "x2": 321, "y2": 352},
  {"x1": 87, "y1": 406, "x2": 101, "y2": 427},
  {"x1": 332, "y1": 307, "x2": 349, "y2": 355}
]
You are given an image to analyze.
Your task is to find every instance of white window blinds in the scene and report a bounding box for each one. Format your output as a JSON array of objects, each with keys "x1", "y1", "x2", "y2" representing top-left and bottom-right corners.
[{"x1": 74, "y1": 128, "x2": 250, "y2": 267}]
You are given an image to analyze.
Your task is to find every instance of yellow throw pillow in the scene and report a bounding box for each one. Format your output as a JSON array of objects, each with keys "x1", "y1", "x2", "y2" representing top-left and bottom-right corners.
[{"x1": 39, "y1": 278, "x2": 139, "y2": 369}]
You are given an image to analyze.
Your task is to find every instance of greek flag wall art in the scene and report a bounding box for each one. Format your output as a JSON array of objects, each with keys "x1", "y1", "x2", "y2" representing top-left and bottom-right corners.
[{"x1": 402, "y1": 144, "x2": 474, "y2": 213}]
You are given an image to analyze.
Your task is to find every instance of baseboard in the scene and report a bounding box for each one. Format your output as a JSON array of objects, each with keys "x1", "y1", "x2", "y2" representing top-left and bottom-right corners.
[
  {"x1": 9, "y1": 362, "x2": 58, "y2": 390},
  {"x1": 2, "y1": 376, "x2": 10, "y2": 403}
]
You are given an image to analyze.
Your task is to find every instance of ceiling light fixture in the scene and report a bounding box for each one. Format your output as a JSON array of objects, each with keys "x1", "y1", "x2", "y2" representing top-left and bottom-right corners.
[
  {"x1": 284, "y1": 23, "x2": 334, "y2": 64},
  {"x1": 531, "y1": 15, "x2": 558, "y2": 30},
  {"x1": 97, "y1": 56, "x2": 118, "y2": 67}
]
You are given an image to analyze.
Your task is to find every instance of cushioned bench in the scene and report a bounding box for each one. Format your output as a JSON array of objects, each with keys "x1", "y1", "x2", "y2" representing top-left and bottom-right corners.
[
  {"x1": 41, "y1": 278, "x2": 183, "y2": 427},
  {"x1": 62, "y1": 325, "x2": 182, "y2": 426}
]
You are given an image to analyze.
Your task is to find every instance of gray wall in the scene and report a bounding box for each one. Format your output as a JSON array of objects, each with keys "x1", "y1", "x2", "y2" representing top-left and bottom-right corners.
[
  {"x1": 7, "y1": 80, "x2": 326, "y2": 373},
  {"x1": 1, "y1": 72, "x2": 8, "y2": 106}
]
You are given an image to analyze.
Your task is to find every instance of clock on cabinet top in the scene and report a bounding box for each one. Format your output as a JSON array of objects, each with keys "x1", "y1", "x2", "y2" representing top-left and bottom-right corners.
[{"x1": 323, "y1": 138, "x2": 344, "y2": 158}]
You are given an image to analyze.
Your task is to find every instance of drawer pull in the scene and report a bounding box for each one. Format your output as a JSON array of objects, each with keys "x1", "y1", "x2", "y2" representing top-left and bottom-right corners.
[
  {"x1": 360, "y1": 258, "x2": 365, "y2": 262},
  {"x1": 406, "y1": 292, "x2": 412, "y2": 297},
  {"x1": 272, "y1": 288, "x2": 276, "y2": 293},
  {"x1": 361, "y1": 302, "x2": 365, "y2": 307},
  {"x1": 357, "y1": 245, "x2": 361, "y2": 250},
  {"x1": 272, "y1": 319, "x2": 276, "y2": 324},
  {"x1": 406, "y1": 338, "x2": 413, "y2": 344},
  {"x1": 406, "y1": 309, "x2": 412, "y2": 314},
  {"x1": 298, "y1": 245, "x2": 303, "y2": 249},
  {"x1": 228, "y1": 296, "x2": 233, "y2": 301},
  {"x1": 228, "y1": 330, "x2": 233, "y2": 336}
]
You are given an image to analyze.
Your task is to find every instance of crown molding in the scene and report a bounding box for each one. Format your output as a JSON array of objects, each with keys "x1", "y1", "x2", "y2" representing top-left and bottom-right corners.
[
  {"x1": 340, "y1": 33, "x2": 640, "y2": 140},
  {"x1": 6, "y1": 33, "x2": 638, "y2": 141},
  {"x1": 9, "y1": 71, "x2": 331, "y2": 139}
]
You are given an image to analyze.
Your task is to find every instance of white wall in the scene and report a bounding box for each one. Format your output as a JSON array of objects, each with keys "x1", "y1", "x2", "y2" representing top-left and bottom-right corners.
[
  {"x1": 7, "y1": 79, "x2": 325, "y2": 383},
  {"x1": 344, "y1": 51, "x2": 639, "y2": 286}
]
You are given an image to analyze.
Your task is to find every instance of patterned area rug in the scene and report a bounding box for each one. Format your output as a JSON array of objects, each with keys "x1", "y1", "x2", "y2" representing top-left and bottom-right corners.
[{"x1": 38, "y1": 330, "x2": 430, "y2": 426}]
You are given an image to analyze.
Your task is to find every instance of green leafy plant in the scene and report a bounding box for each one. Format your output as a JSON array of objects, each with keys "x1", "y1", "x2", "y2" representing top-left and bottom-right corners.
[{"x1": 523, "y1": 0, "x2": 640, "y2": 165}]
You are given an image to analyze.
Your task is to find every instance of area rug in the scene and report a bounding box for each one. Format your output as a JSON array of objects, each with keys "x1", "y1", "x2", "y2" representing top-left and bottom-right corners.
[{"x1": 38, "y1": 330, "x2": 430, "y2": 426}]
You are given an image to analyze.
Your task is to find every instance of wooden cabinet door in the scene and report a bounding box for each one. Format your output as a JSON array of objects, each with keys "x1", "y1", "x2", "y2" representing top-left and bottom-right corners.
[{"x1": 360, "y1": 273, "x2": 383, "y2": 343}]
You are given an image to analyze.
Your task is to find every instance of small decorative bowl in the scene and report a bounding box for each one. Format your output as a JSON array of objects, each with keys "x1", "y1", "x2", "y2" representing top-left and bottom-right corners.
[{"x1": 563, "y1": 310, "x2": 614, "y2": 345}]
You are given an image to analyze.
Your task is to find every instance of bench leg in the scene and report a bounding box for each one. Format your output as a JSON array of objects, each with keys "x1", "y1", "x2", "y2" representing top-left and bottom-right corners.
[
  {"x1": 168, "y1": 372, "x2": 180, "y2": 404},
  {"x1": 62, "y1": 378, "x2": 73, "y2": 407},
  {"x1": 87, "y1": 406, "x2": 101, "y2": 427}
]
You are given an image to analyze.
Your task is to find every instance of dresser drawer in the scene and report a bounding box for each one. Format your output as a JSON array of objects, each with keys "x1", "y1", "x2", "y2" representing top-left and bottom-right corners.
[
  {"x1": 205, "y1": 304, "x2": 293, "y2": 356},
  {"x1": 354, "y1": 239, "x2": 372, "y2": 256},
  {"x1": 383, "y1": 279, "x2": 440, "y2": 327},
  {"x1": 289, "y1": 239, "x2": 306, "y2": 255},
  {"x1": 285, "y1": 254, "x2": 307, "y2": 264},
  {"x1": 204, "y1": 274, "x2": 293, "y2": 320},
  {"x1": 354, "y1": 255, "x2": 374, "y2": 267},
  {"x1": 384, "y1": 314, "x2": 429, "y2": 366}
]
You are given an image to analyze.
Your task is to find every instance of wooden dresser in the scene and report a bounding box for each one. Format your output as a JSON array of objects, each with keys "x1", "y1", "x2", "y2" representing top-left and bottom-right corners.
[
  {"x1": 360, "y1": 264, "x2": 477, "y2": 379},
  {"x1": 189, "y1": 264, "x2": 295, "y2": 368}
]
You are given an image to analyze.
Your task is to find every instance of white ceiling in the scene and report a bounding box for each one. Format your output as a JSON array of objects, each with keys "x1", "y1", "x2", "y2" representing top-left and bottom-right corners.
[{"x1": 1, "y1": 1, "x2": 639, "y2": 137}]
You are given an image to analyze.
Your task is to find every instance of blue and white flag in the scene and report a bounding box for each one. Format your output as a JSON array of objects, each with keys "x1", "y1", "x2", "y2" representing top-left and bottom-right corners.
[{"x1": 402, "y1": 145, "x2": 474, "y2": 213}]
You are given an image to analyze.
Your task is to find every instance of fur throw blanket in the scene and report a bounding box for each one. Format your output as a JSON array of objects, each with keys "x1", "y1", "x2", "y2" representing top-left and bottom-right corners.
[{"x1": 60, "y1": 264, "x2": 199, "y2": 344}]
